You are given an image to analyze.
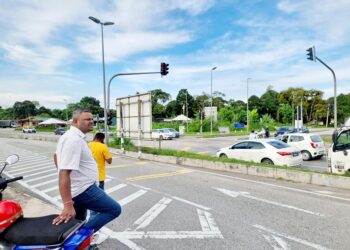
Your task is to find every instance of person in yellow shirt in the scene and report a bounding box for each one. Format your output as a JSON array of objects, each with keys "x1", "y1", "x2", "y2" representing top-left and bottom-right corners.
[{"x1": 88, "y1": 132, "x2": 112, "y2": 190}]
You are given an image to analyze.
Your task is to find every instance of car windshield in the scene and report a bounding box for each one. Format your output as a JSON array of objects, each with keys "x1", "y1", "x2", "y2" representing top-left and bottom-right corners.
[
  {"x1": 310, "y1": 135, "x2": 322, "y2": 142},
  {"x1": 267, "y1": 140, "x2": 290, "y2": 149}
]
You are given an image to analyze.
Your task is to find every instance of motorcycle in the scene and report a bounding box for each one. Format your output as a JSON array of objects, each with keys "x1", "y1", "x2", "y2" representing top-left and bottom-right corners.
[{"x1": 0, "y1": 154, "x2": 94, "y2": 249}]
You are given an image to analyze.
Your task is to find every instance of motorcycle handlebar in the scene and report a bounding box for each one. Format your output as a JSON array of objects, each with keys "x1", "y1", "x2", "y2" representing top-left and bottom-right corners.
[{"x1": 7, "y1": 176, "x2": 23, "y2": 184}]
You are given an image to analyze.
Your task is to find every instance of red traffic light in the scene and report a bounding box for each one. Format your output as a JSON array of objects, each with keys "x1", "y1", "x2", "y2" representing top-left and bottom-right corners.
[{"x1": 160, "y1": 62, "x2": 169, "y2": 76}]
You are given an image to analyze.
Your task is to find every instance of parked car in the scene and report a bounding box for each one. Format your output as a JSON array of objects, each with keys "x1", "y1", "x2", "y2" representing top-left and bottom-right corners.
[
  {"x1": 54, "y1": 128, "x2": 65, "y2": 135},
  {"x1": 165, "y1": 128, "x2": 180, "y2": 138},
  {"x1": 274, "y1": 126, "x2": 293, "y2": 137},
  {"x1": 289, "y1": 126, "x2": 309, "y2": 134},
  {"x1": 151, "y1": 129, "x2": 174, "y2": 140},
  {"x1": 22, "y1": 126, "x2": 36, "y2": 133},
  {"x1": 276, "y1": 133, "x2": 325, "y2": 161},
  {"x1": 216, "y1": 139, "x2": 302, "y2": 167}
]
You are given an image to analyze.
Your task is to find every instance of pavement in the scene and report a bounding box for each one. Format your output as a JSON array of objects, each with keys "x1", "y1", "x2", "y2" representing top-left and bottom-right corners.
[{"x1": 3, "y1": 184, "x2": 59, "y2": 217}]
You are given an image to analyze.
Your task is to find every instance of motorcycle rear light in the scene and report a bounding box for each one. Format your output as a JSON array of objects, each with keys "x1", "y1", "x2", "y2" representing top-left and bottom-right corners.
[
  {"x1": 277, "y1": 152, "x2": 292, "y2": 156},
  {"x1": 78, "y1": 234, "x2": 93, "y2": 250},
  {"x1": 311, "y1": 142, "x2": 317, "y2": 148}
]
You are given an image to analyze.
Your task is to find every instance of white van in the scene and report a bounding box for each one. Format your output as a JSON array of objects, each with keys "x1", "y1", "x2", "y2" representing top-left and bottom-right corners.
[
  {"x1": 328, "y1": 128, "x2": 350, "y2": 174},
  {"x1": 278, "y1": 133, "x2": 325, "y2": 161}
]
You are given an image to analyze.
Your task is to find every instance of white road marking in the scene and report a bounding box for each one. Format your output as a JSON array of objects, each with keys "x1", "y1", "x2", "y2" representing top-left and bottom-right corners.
[
  {"x1": 10, "y1": 159, "x2": 48, "y2": 169},
  {"x1": 25, "y1": 173, "x2": 58, "y2": 183},
  {"x1": 105, "y1": 183, "x2": 128, "y2": 194},
  {"x1": 198, "y1": 170, "x2": 350, "y2": 202},
  {"x1": 314, "y1": 190, "x2": 334, "y2": 195},
  {"x1": 132, "y1": 197, "x2": 171, "y2": 231},
  {"x1": 215, "y1": 188, "x2": 324, "y2": 217},
  {"x1": 119, "y1": 190, "x2": 148, "y2": 207},
  {"x1": 172, "y1": 196, "x2": 211, "y2": 211},
  {"x1": 10, "y1": 166, "x2": 52, "y2": 175},
  {"x1": 32, "y1": 178, "x2": 57, "y2": 188},
  {"x1": 19, "y1": 168, "x2": 55, "y2": 178},
  {"x1": 197, "y1": 209, "x2": 220, "y2": 232},
  {"x1": 10, "y1": 163, "x2": 49, "y2": 173},
  {"x1": 263, "y1": 234, "x2": 290, "y2": 250},
  {"x1": 254, "y1": 224, "x2": 332, "y2": 250},
  {"x1": 41, "y1": 185, "x2": 59, "y2": 193}
]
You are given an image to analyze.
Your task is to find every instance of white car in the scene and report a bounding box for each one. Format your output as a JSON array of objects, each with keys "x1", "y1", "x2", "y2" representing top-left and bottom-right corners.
[
  {"x1": 277, "y1": 133, "x2": 325, "y2": 161},
  {"x1": 151, "y1": 129, "x2": 175, "y2": 140},
  {"x1": 22, "y1": 127, "x2": 36, "y2": 133},
  {"x1": 216, "y1": 139, "x2": 302, "y2": 167}
]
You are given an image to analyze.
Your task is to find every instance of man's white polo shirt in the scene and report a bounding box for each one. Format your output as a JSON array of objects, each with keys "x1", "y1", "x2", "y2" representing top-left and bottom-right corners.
[{"x1": 56, "y1": 126, "x2": 98, "y2": 197}]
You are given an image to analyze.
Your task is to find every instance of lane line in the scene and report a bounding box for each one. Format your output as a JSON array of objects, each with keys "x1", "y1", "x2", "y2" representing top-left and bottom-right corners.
[
  {"x1": 108, "y1": 161, "x2": 148, "y2": 169},
  {"x1": 172, "y1": 196, "x2": 211, "y2": 211},
  {"x1": 32, "y1": 178, "x2": 58, "y2": 188},
  {"x1": 126, "y1": 169, "x2": 193, "y2": 181}
]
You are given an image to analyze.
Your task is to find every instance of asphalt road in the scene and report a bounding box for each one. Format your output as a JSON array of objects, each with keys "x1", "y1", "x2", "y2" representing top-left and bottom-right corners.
[{"x1": 1, "y1": 137, "x2": 350, "y2": 249}]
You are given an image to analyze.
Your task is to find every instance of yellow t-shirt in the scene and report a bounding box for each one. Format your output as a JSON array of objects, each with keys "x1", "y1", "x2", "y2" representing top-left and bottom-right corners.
[{"x1": 88, "y1": 141, "x2": 112, "y2": 181}]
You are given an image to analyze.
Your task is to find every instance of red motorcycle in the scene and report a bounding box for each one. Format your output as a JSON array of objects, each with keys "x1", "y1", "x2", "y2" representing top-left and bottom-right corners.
[{"x1": 0, "y1": 154, "x2": 94, "y2": 249}]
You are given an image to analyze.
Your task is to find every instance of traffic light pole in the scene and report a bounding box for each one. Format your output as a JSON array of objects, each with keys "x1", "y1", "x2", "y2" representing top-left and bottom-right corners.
[
  {"x1": 315, "y1": 56, "x2": 337, "y2": 130},
  {"x1": 106, "y1": 71, "x2": 162, "y2": 146}
]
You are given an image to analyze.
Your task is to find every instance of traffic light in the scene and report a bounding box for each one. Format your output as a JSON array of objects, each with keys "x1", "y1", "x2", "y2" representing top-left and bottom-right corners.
[
  {"x1": 160, "y1": 62, "x2": 169, "y2": 76},
  {"x1": 306, "y1": 46, "x2": 316, "y2": 61},
  {"x1": 107, "y1": 112, "x2": 113, "y2": 125}
]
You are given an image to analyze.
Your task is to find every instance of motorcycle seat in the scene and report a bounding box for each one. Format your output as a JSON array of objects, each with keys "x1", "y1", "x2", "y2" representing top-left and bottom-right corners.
[{"x1": 2, "y1": 214, "x2": 84, "y2": 246}]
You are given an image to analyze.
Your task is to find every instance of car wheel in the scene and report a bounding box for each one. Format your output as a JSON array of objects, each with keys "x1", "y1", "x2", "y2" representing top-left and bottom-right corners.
[
  {"x1": 301, "y1": 150, "x2": 312, "y2": 161},
  {"x1": 219, "y1": 153, "x2": 227, "y2": 158},
  {"x1": 261, "y1": 158, "x2": 274, "y2": 165}
]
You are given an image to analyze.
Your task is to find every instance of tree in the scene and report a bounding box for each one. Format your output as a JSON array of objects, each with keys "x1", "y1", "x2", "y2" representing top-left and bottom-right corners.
[
  {"x1": 151, "y1": 89, "x2": 171, "y2": 119},
  {"x1": 278, "y1": 103, "x2": 292, "y2": 124},
  {"x1": 165, "y1": 100, "x2": 177, "y2": 118},
  {"x1": 175, "y1": 89, "x2": 195, "y2": 117},
  {"x1": 249, "y1": 95, "x2": 261, "y2": 112},
  {"x1": 218, "y1": 106, "x2": 234, "y2": 124},
  {"x1": 13, "y1": 100, "x2": 37, "y2": 119},
  {"x1": 260, "y1": 86, "x2": 279, "y2": 118}
]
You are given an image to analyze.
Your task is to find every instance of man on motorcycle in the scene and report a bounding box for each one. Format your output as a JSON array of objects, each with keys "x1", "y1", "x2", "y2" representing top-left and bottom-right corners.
[{"x1": 53, "y1": 108, "x2": 121, "y2": 241}]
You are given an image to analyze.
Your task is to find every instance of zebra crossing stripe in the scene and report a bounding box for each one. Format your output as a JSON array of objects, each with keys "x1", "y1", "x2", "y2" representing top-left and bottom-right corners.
[
  {"x1": 105, "y1": 184, "x2": 128, "y2": 194},
  {"x1": 10, "y1": 166, "x2": 52, "y2": 175},
  {"x1": 10, "y1": 163, "x2": 50, "y2": 173},
  {"x1": 119, "y1": 190, "x2": 148, "y2": 207},
  {"x1": 132, "y1": 197, "x2": 171, "y2": 231},
  {"x1": 32, "y1": 178, "x2": 58, "y2": 188},
  {"x1": 26, "y1": 173, "x2": 58, "y2": 183}
]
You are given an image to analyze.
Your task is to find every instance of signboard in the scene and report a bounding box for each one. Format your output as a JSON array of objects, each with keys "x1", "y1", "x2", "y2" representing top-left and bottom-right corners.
[
  {"x1": 204, "y1": 106, "x2": 217, "y2": 121},
  {"x1": 116, "y1": 92, "x2": 152, "y2": 139},
  {"x1": 233, "y1": 123, "x2": 245, "y2": 128}
]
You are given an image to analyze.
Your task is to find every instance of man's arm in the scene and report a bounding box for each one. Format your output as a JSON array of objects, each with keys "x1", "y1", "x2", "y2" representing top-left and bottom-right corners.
[{"x1": 52, "y1": 169, "x2": 76, "y2": 225}]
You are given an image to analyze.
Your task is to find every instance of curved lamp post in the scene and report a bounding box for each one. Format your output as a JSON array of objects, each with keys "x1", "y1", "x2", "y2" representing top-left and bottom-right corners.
[{"x1": 89, "y1": 16, "x2": 114, "y2": 140}]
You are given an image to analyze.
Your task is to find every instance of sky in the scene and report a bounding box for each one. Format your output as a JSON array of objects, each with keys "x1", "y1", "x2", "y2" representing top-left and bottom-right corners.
[{"x1": 1, "y1": 0, "x2": 350, "y2": 109}]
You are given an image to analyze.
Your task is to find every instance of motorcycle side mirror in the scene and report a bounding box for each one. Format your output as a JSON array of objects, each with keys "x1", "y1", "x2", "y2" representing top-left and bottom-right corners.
[
  {"x1": 332, "y1": 131, "x2": 338, "y2": 144},
  {"x1": 0, "y1": 154, "x2": 19, "y2": 176},
  {"x1": 5, "y1": 154, "x2": 19, "y2": 166}
]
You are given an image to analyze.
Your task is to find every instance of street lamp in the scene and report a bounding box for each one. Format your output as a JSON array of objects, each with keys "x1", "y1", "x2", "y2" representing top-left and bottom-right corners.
[
  {"x1": 89, "y1": 16, "x2": 114, "y2": 141},
  {"x1": 246, "y1": 78, "x2": 251, "y2": 133},
  {"x1": 210, "y1": 66, "x2": 217, "y2": 134}
]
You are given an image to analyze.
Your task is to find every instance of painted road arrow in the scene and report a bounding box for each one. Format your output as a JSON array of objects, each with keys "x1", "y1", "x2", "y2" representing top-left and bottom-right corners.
[{"x1": 214, "y1": 187, "x2": 324, "y2": 217}]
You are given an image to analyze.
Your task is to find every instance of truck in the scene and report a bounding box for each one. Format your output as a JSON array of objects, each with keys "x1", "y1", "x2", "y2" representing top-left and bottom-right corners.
[
  {"x1": 0, "y1": 120, "x2": 14, "y2": 128},
  {"x1": 327, "y1": 127, "x2": 350, "y2": 174}
]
